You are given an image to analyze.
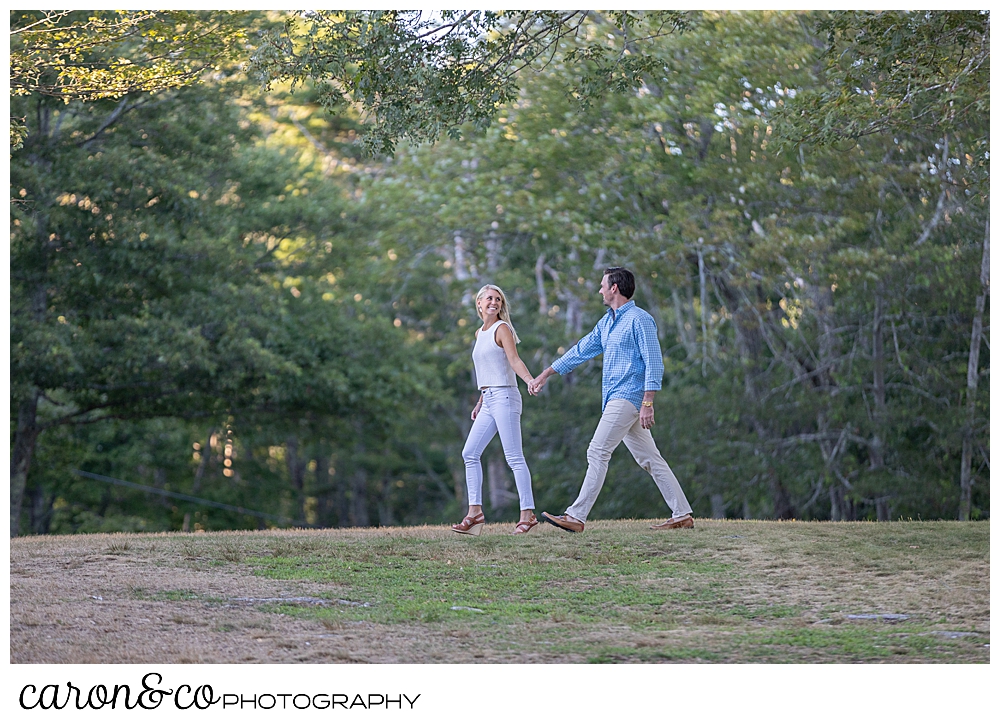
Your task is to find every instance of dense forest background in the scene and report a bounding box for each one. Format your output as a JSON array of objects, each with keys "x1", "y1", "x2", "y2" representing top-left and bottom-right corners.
[{"x1": 10, "y1": 10, "x2": 989, "y2": 536}]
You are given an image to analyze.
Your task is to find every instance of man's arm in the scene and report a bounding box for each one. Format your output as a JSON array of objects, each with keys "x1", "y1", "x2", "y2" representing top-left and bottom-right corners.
[
  {"x1": 529, "y1": 321, "x2": 604, "y2": 394},
  {"x1": 635, "y1": 313, "x2": 664, "y2": 429},
  {"x1": 634, "y1": 313, "x2": 664, "y2": 394}
]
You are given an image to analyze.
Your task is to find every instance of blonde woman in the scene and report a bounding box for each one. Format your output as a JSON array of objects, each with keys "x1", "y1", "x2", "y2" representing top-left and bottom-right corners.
[{"x1": 452, "y1": 284, "x2": 538, "y2": 535}]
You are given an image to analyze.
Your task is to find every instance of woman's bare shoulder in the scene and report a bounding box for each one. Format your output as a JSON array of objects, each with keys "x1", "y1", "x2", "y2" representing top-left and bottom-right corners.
[{"x1": 494, "y1": 321, "x2": 514, "y2": 346}]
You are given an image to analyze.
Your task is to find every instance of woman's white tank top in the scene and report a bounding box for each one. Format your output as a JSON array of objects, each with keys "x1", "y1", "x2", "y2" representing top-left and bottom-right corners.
[{"x1": 472, "y1": 321, "x2": 517, "y2": 388}]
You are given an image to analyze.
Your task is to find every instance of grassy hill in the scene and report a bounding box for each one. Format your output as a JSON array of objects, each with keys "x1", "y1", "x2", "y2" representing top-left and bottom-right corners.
[{"x1": 10, "y1": 519, "x2": 989, "y2": 663}]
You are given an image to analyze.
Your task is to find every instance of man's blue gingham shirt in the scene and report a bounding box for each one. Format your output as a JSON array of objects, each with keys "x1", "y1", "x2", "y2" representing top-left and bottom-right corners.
[{"x1": 550, "y1": 300, "x2": 664, "y2": 412}]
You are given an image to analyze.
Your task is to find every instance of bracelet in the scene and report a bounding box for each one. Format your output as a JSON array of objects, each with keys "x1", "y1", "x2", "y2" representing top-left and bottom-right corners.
[{"x1": 641, "y1": 401, "x2": 653, "y2": 408}]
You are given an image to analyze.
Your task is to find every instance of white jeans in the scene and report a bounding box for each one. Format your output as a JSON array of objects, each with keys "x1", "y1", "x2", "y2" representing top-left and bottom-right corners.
[
  {"x1": 566, "y1": 398, "x2": 692, "y2": 523},
  {"x1": 462, "y1": 387, "x2": 535, "y2": 510}
]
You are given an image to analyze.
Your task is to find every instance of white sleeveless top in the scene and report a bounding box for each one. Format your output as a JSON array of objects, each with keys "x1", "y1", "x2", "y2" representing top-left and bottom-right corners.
[{"x1": 472, "y1": 321, "x2": 517, "y2": 388}]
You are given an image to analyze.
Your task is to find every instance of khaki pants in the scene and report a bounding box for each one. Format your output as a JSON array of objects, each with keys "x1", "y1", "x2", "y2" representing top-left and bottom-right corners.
[{"x1": 565, "y1": 399, "x2": 692, "y2": 523}]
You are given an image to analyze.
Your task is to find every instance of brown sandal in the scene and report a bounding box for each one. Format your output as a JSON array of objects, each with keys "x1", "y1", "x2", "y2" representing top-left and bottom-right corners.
[
  {"x1": 513, "y1": 515, "x2": 538, "y2": 535},
  {"x1": 452, "y1": 512, "x2": 486, "y2": 536}
]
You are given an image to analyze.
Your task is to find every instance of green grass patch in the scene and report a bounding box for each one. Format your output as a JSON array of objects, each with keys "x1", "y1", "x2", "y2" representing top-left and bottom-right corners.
[
  {"x1": 231, "y1": 520, "x2": 988, "y2": 662},
  {"x1": 134, "y1": 588, "x2": 204, "y2": 602},
  {"x1": 244, "y1": 532, "x2": 733, "y2": 627}
]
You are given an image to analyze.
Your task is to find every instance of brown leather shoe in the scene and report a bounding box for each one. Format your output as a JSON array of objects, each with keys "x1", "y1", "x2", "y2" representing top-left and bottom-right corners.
[
  {"x1": 650, "y1": 514, "x2": 694, "y2": 530},
  {"x1": 541, "y1": 512, "x2": 584, "y2": 533}
]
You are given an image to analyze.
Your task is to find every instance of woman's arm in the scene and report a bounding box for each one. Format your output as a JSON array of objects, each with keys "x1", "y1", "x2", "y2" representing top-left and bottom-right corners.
[{"x1": 495, "y1": 323, "x2": 534, "y2": 386}]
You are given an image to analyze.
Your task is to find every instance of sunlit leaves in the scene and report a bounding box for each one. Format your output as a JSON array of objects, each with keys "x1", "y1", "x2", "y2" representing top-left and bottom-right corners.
[{"x1": 248, "y1": 10, "x2": 690, "y2": 155}]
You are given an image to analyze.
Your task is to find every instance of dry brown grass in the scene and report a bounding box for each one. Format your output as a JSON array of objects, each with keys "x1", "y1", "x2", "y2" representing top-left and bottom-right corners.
[{"x1": 9, "y1": 520, "x2": 990, "y2": 663}]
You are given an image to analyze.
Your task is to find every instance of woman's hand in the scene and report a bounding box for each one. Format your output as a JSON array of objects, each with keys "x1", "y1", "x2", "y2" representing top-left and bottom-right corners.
[
  {"x1": 471, "y1": 402, "x2": 482, "y2": 420},
  {"x1": 525, "y1": 377, "x2": 536, "y2": 395},
  {"x1": 529, "y1": 367, "x2": 555, "y2": 395}
]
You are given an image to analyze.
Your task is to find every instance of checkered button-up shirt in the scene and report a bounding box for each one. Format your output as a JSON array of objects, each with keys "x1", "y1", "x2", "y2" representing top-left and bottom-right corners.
[{"x1": 551, "y1": 300, "x2": 664, "y2": 411}]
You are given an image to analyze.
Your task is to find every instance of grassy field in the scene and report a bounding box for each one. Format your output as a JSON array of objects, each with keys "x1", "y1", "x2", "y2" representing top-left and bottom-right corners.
[{"x1": 10, "y1": 519, "x2": 989, "y2": 663}]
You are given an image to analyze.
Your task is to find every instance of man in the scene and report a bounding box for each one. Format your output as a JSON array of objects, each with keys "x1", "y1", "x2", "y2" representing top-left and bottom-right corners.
[{"x1": 528, "y1": 267, "x2": 694, "y2": 532}]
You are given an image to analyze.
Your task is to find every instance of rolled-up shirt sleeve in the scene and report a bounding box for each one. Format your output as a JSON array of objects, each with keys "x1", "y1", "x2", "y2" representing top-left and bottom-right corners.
[
  {"x1": 635, "y1": 315, "x2": 664, "y2": 391},
  {"x1": 551, "y1": 322, "x2": 604, "y2": 375}
]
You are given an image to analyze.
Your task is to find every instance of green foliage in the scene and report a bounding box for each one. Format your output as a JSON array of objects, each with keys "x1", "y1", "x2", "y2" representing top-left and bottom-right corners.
[
  {"x1": 10, "y1": 25, "x2": 444, "y2": 535},
  {"x1": 248, "y1": 10, "x2": 690, "y2": 155},
  {"x1": 774, "y1": 11, "x2": 989, "y2": 149},
  {"x1": 9, "y1": 10, "x2": 251, "y2": 150},
  {"x1": 349, "y1": 9, "x2": 988, "y2": 522},
  {"x1": 12, "y1": 10, "x2": 989, "y2": 535}
]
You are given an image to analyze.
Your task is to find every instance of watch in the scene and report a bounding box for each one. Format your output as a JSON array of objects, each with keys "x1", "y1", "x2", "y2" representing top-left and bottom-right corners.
[{"x1": 641, "y1": 401, "x2": 653, "y2": 408}]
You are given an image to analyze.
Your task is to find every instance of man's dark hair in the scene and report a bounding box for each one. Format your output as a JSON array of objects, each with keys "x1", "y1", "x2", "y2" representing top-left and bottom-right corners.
[{"x1": 604, "y1": 267, "x2": 635, "y2": 299}]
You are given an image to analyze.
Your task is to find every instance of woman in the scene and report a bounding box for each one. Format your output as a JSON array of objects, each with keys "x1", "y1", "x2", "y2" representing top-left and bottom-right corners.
[{"x1": 452, "y1": 284, "x2": 538, "y2": 535}]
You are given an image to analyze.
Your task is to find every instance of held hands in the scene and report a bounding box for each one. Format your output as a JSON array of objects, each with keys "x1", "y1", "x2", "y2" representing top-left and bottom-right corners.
[
  {"x1": 525, "y1": 377, "x2": 537, "y2": 396},
  {"x1": 529, "y1": 367, "x2": 553, "y2": 395},
  {"x1": 527, "y1": 366, "x2": 554, "y2": 396}
]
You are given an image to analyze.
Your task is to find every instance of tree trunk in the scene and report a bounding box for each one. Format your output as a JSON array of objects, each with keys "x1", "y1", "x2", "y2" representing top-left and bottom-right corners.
[
  {"x1": 710, "y1": 493, "x2": 725, "y2": 519},
  {"x1": 314, "y1": 450, "x2": 332, "y2": 528},
  {"x1": 153, "y1": 468, "x2": 169, "y2": 508},
  {"x1": 153, "y1": 465, "x2": 166, "y2": 494},
  {"x1": 698, "y1": 244, "x2": 710, "y2": 376},
  {"x1": 377, "y1": 473, "x2": 395, "y2": 528},
  {"x1": 870, "y1": 290, "x2": 886, "y2": 470},
  {"x1": 635, "y1": 275, "x2": 665, "y2": 341},
  {"x1": 29, "y1": 476, "x2": 54, "y2": 535},
  {"x1": 766, "y1": 467, "x2": 795, "y2": 520},
  {"x1": 485, "y1": 230, "x2": 500, "y2": 272},
  {"x1": 334, "y1": 466, "x2": 350, "y2": 528},
  {"x1": 671, "y1": 288, "x2": 697, "y2": 358},
  {"x1": 535, "y1": 254, "x2": 548, "y2": 314},
  {"x1": 286, "y1": 435, "x2": 307, "y2": 525},
  {"x1": 564, "y1": 290, "x2": 582, "y2": 337},
  {"x1": 350, "y1": 470, "x2": 369, "y2": 528},
  {"x1": 959, "y1": 223, "x2": 989, "y2": 520},
  {"x1": 454, "y1": 232, "x2": 473, "y2": 305},
  {"x1": 868, "y1": 289, "x2": 892, "y2": 515},
  {"x1": 829, "y1": 485, "x2": 856, "y2": 521},
  {"x1": 811, "y1": 272, "x2": 839, "y2": 389},
  {"x1": 829, "y1": 485, "x2": 841, "y2": 522},
  {"x1": 11, "y1": 390, "x2": 42, "y2": 537},
  {"x1": 183, "y1": 426, "x2": 214, "y2": 532},
  {"x1": 717, "y1": 279, "x2": 764, "y2": 397},
  {"x1": 11, "y1": 226, "x2": 50, "y2": 538}
]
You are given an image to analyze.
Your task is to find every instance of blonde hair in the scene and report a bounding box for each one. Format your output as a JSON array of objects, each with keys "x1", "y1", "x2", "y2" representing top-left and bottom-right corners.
[{"x1": 475, "y1": 284, "x2": 520, "y2": 343}]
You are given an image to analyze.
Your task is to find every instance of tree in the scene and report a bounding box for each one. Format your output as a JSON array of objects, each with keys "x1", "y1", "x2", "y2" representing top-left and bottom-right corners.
[
  {"x1": 776, "y1": 10, "x2": 990, "y2": 519},
  {"x1": 9, "y1": 47, "x2": 444, "y2": 535},
  {"x1": 351, "y1": 10, "x2": 989, "y2": 522},
  {"x1": 9, "y1": 10, "x2": 250, "y2": 150},
  {"x1": 247, "y1": 10, "x2": 691, "y2": 154},
  {"x1": 15, "y1": 10, "x2": 988, "y2": 533},
  {"x1": 775, "y1": 11, "x2": 989, "y2": 150}
]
